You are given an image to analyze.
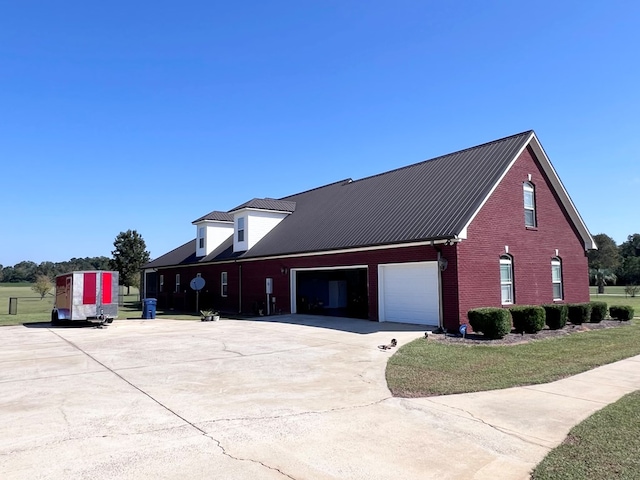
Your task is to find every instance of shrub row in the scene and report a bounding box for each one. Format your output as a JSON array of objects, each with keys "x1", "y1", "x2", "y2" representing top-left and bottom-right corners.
[
  {"x1": 610, "y1": 306, "x2": 635, "y2": 321},
  {"x1": 467, "y1": 301, "x2": 636, "y2": 339},
  {"x1": 467, "y1": 308, "x2": 512, "y2": 339}
]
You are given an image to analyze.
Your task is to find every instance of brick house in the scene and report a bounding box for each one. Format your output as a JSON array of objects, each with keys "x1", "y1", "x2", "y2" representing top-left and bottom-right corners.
[{"x1": 143, "y1": 131, "x2": 595, "y2": 330}]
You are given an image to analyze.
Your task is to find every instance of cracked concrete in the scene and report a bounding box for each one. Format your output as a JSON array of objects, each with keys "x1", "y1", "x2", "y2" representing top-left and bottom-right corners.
[{"x1": 1, "y1": 316, "x2": 640, "y2": 479}]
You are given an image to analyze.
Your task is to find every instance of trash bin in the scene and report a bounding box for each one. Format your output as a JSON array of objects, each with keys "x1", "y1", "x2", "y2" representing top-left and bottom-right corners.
[{"x1": 142, "y1": 298, "x2": 157, "y2": 319}]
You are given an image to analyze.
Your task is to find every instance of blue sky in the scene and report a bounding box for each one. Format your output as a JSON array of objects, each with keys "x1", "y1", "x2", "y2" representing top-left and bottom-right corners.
[{"x1": 1, "y1": 1, "x2": 638, "y2": 266}]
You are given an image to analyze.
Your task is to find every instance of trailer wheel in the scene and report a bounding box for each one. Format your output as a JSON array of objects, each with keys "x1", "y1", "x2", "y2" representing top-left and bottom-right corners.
[{"x1": 51, "y1": 311, "x2": 60, "y2": 326}]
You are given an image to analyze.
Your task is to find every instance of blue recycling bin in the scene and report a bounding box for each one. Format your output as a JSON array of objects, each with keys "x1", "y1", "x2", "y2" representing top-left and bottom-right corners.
[{"x1": 142, "y1": 298, "x2": 157, "y2": 319}]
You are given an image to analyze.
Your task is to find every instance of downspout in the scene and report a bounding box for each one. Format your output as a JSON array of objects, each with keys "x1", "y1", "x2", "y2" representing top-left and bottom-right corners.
[
  {"x1": 238, "y1": 263, "x2": 242, "y2": 314},
  {"x1": 431, "y1": 240, "x2": 444, "y2": 330}
]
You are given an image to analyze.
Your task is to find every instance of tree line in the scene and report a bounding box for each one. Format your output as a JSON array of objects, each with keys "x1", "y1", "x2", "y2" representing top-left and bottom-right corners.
[
  {"x1": 1, "y1": 230, "x2": 151, "y2": 295},
  {"x1": 588, "y1": 233, "x2": 640, "y2": 292}
]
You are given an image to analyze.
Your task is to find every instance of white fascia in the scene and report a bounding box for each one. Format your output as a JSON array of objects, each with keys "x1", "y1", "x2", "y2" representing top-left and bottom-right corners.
[{"x1": 457, "y1": 132, "x2": 596, "y2": 251}]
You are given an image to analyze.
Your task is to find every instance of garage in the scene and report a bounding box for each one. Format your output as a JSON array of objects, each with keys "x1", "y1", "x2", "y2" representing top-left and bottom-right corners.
[
  {"x1": 378, "y1": 261, "x2": 440, "y2": 325},
  {"x1": 292, "y1": 267, "x2": 369, "y2": 319}
]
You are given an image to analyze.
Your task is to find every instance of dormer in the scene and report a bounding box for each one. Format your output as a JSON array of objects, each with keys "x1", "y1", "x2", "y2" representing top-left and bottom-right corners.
[
  {"x1": 191, "y1": 211, "x2": 234, "y2": 257},
  {"x1": 230, "y1": 198, "x2": 296, "y2": 252}
]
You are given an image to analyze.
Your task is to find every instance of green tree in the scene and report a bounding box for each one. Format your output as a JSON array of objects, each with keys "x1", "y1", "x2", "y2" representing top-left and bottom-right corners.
[
  {"x1": 31, "y1": 274, "x2": 53, "y2": 300},
  {"x1": 110, "y1": 230, "x2": 150, "y2": 294},
  {"x1": 620, "y1": 233, "x2": 640, "y2": 258},
  {"x1": 588, "y1": 233, "x2": 620, "y2": 293},
  {"x1": 13, "y1": 261, "x2": 38, "y2": 282}
]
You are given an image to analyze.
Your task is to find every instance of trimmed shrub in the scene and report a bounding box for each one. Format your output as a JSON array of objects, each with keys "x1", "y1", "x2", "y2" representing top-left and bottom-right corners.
[
  {"x1": 509, "y1": 305, "x2": 546, "y2": 333},
  {"x1": 567, "y1": 303, "x2": 592, "y2": 325},
  {"x1": 589, "y1": 301, "x2": 608, "y2": 323},
  {"x1": 609, "y1": 306, "x2": 635, "y2": 321},
  {"x1": 543, "y1": 304, "x2": 568, "y2": 330},
  {"x1": 468, "y1": 308, "x2": 512, "y2": 339}
]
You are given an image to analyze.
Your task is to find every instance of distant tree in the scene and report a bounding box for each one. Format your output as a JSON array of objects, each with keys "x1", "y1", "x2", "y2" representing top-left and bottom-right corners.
[
  {"x1": 618, "y1": 256, "x2": 640, "y2": 286},
  {"x1": 110, "y1": 230, "x2": 150, "y2": 294},
  {"x1": 588, "y1": 233, "x2": 620, "y2": 293},
  {"x1": 2, "y1": 266, "x2": 16, "y2": 282},
  {"x1": 0, "y1": 264, "x2": 3, "y2": 282},
  {"x1": 36, "y1": 261, "x2": 56, "y2": 279},
  {"x1": 31, "y1": 274, "x2": 53, "y2": 300},
  {"x1": 13, "y1": 261, "x2": 38, "y2": 282},
  {"x1": 620, "y1": 233, "x2": 640, "y2": 258}
]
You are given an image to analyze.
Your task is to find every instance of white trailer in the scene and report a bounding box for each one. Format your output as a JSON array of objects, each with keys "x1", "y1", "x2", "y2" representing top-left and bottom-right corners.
[{"x1": 52, "y1": 271, "x2": 119, "y2": 325}]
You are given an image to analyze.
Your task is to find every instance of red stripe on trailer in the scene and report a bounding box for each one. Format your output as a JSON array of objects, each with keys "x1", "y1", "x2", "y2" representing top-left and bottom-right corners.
[
  {"x1": 83, "y1": 273, "x2": 97, "y2": 304},
  {"x1": 102, "y1": 272, "x2": 112, "y2": 304}
]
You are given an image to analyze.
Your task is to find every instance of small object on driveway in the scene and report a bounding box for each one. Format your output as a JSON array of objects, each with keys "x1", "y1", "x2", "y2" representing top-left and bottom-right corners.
[{"x1": 378, "y1": 339, "x2": 397, "y2": 350}]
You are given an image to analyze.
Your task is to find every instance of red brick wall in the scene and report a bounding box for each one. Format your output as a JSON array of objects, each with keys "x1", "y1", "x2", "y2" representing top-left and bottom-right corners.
[
  {"x1": 153, "y1": 244, "x2": 461, "y2": 328},
  {"x1": 456, "y1": 145, "x2": 590, "y2": 326}
]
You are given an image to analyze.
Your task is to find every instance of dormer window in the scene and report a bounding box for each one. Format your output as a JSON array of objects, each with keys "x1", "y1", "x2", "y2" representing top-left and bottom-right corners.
[
  {"x1": 523, "y1": 182, "x2": 536, "y2": 227},
  {"x1": 198, "y1": 227, "x2": 205, "y2": 249},
  {"x1": 237, "y1": 217, "x2": 245, "y2": 242}
]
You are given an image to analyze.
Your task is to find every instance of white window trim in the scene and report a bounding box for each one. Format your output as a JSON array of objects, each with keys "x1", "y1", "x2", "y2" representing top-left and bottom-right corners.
[
  {"x1": 198, "y1": 227, "x2": 205, "y2": 249},
  {"x1": 221, "y1": 271, "x2": 228, "y2": 297},
  {"x1": 552, "y1": 258, "x2": 563, "y2": 300},
  {"x1": 237, "y1": 217, "x2": 245, "y2": 243},
  {"x1": 159, "y1": 274, "x2": 164, "y2": 293},
  {"x1": 524, "y1": 182, "x2": 536, "y2": 227},
  {"x1": 500, "y1": 255, "x2": 514, "y2": 305}
]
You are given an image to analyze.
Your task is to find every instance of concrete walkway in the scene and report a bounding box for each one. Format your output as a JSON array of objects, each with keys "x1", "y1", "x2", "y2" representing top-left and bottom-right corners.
[{"x1": 1, "y1": 316, "x2": 639, "y2": 480}]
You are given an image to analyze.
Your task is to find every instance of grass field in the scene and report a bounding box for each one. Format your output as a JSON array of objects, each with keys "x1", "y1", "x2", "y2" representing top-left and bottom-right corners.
[
  {"x1": 0, "y1": 283, "x2": 203, "y2": 326},
  {"x1": 386, "y1": 320, "x2": 640, "y2": 397}
]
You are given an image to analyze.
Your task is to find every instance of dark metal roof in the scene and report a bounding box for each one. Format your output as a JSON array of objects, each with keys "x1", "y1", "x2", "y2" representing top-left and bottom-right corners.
[
  {"x1": 229, "y1": 198, "x2": 296, "y2": 213},
  {"x1": 146, "y1": 131, "x2": 534, "y2": 267},
  {"x1": 244, "y1": 130, "x2": 533, "y2": 257},
  {"x1": 191, "y1": 211, "x2": 234, "y2": 224}
]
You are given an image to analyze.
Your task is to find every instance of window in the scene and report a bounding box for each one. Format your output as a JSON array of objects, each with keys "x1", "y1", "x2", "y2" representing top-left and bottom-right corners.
[
  {"x1": 500, "y1": 255, "x2": 514, "y2": 304},
  {"x1": 175, "y1": 274, "x2": 181, "y2": 293},
  {"x1": 221, "y1": 271, "x2": 228, "y2": 297},
  {"x1": 523, "y1": 182, "x2": 536, "y2": 227},
  {"x1": 198, "y1": 227, "x2": 205, "y2": 249},
  {"x1": 237, "y1": 217, "x2": 245, "y2": 242},
  {"x1": 552, "y1": 258, "x2": 563, "y2": 300},
  {"x1": 159, "y1": 274, "x2": 164, "y2": 292}
]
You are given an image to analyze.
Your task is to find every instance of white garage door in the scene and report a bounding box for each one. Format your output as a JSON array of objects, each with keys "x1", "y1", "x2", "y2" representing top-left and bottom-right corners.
[{"x1": 378, "y1": 262, "x2": 440, "y2": 325}]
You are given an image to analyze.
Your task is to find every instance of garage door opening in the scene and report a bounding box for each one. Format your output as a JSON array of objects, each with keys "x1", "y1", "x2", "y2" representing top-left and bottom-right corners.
[{"x1": 293, "y1": 268, "x2": 368, "y2": 319}]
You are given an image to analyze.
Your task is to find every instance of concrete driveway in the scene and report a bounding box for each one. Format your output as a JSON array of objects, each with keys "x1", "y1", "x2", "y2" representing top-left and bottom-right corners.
[{"x1": 2, "y1": 316, "x2": 640, "y2": 480}]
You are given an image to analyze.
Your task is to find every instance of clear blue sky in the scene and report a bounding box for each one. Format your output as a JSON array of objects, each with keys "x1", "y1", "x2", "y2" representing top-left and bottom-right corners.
[{"x1": 1, "y1": 1, "x2": 638, "y2": 267}]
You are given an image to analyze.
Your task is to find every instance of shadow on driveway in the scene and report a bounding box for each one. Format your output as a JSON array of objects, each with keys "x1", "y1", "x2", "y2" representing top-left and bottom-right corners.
[{"x1": 229, "y1": 313, "x2": 435, "y2": 335}]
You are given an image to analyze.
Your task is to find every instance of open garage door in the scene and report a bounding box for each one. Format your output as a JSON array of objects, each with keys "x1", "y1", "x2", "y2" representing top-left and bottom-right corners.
[
  {"x1": 292, "y1": 267, "x2": 368, "y2": 319},
  {"x1": 378, "y1": 262, "x2": 440, "y2": 325}
]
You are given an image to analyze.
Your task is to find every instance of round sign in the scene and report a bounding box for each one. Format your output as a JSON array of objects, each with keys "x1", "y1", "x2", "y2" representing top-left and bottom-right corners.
[{"x1": 190, "y1": 277, "x2": 205, "y2": 291}]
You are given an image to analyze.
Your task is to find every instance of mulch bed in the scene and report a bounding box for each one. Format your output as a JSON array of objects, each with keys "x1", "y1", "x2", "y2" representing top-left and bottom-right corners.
[{"x1": 428, "y1": 320, "x2": 633, "y2": 345}]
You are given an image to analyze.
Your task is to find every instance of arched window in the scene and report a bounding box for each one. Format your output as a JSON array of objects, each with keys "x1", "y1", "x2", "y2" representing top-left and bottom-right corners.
[
  {"x1": 551, "y1": 257, "x2": 563, "y2": 300},
  {"x1": 523, "y1": 182, "x2": 536, "y2": 227},
  {"x1": 500, "y1": 255, "x2": 514, "y2": 304}
]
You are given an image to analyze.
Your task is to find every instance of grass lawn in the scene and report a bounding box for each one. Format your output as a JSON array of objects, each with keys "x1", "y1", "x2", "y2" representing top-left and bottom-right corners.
[
  {"x1": 386, "y1": 319, "x2": 640, "y2": 397},
  {"x1": 0, "y1": 283, "x2": 201, "y2": 326},
  {"x1": 531, "y1": 390, "x2": 640, "y2": 479}
]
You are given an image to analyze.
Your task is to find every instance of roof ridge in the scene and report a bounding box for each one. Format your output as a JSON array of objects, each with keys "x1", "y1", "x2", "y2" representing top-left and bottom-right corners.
[
  {"x1": 349, "y1": 130, "x2": 534, "y2": 184},
  {"x1": 280, "y1": 178, "x2": 352, "y2": 200}
]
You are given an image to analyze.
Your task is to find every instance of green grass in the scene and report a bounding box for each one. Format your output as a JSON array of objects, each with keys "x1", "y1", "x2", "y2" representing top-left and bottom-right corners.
[
  {"x1": 0, "y1": 283, "x2": 202, "y2": 326},
  {"x1": 532, "y1": 390, "x2": 640, "y2": 479},
  {"x1": 386, "y1": 320, "x2": 640, "y2": 397},
  {"x1": 0, "y1": 283, "x2": 55, "y2": 325},
  {"x1": 590, "y1": 293, "x2": 640, "y2": 312}
]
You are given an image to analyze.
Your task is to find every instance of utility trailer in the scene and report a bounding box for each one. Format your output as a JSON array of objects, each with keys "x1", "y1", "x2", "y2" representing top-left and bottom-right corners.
[{"x1": 52, "y1": 271, "x2": 119, "y2": 325}]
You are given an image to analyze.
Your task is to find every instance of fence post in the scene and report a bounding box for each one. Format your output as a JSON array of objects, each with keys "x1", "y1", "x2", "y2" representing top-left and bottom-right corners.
[{"x1": 8, "y1": 297, "x2": 18, "y2": 315}]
